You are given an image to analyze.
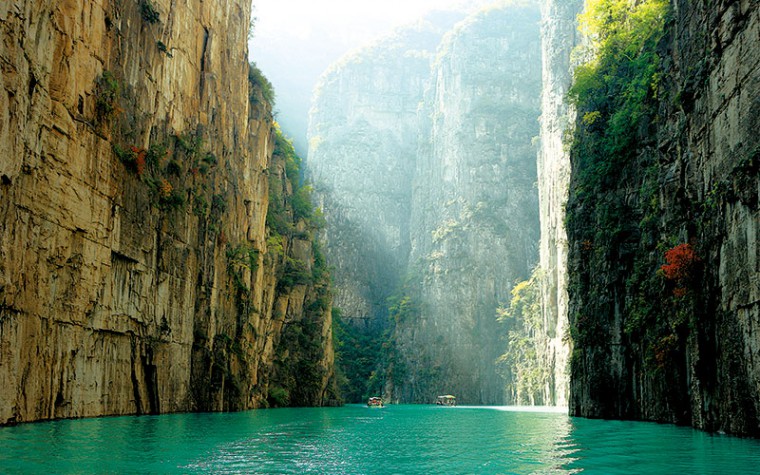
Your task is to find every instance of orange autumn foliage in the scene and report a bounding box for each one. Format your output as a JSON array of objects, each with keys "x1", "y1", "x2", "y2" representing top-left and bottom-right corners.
[
  {"x1": 159, "y1": 178, "x2": 173, "y2": 198},
  {"x1": 131, "y1": 146, "x2": 147, "y2": 176},
  {"x1": 661, "y1": 243, "x2": 700, "y2": 296},
  {"x1": 660, "y1": 243, "x2": 700, "y2": 281}
]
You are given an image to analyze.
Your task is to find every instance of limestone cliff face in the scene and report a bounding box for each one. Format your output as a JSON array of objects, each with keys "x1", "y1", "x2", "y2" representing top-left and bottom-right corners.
[
  {"x1": 309, "y1": 3, "x2": 543, "y2": 404},
  {"x1": 398, "y1": 4, "x2": 542, "y2": 405},
  {"x1": 259, "y1": 132, "x2": 337, "y2": 408},
  {"x1": 0, "y1": 0, "x2": 335, "y2": 424},
  {"x1": 307, "y1": 12, "x2": 464, "y2": 327},
  {"x1": 531, "y1": 0, "x2": 584, "y2": 407},
  {"x1": 566, "y1": 0, "x2": 760, "y2": 436}
]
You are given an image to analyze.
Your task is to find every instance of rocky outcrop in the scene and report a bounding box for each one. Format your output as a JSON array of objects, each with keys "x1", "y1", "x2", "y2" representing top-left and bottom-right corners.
[
  {"x1": 0, "y1": 0, "x2": 335, "y2": 424},
  {"x1": 566, "y1": 0, "x2": 760, "y2": 436}
]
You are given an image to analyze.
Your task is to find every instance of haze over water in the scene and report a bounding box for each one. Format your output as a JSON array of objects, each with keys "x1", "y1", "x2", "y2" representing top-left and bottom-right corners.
[{"x1": 2, "y1": 405, "x2": 759, "y2": 474}]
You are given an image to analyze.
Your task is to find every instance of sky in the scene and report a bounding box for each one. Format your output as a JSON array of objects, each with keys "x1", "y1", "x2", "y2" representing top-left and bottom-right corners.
[
  {"x1": 252, "y1": 0, "x2": 449, "y2": 45},
  {"x1": 248, "y1": 0, "x2": 460, "y2": 155}
]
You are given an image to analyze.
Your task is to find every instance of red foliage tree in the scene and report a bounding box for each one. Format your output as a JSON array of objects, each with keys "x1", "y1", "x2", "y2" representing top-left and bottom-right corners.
[
  {"x1": 660, "y1": 243, "x2": 700, "y2": 296},
  {"x1": 661, "y1": 243, "x2": 699, "y2": 280}
]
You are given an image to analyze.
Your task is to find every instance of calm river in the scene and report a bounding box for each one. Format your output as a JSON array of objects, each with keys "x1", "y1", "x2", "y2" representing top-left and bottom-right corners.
[{"x1": 1, "y1": 405, "x2": 759, "y2": 474}]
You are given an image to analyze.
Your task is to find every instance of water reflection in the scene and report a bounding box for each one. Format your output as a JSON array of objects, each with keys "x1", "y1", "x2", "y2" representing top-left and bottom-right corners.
[
  {"x1": 559, "y1": 416, "x2": 760, "y2": 474},
  {"x1": 1, "y1": 406, "x2": 760, "y2": 474}
]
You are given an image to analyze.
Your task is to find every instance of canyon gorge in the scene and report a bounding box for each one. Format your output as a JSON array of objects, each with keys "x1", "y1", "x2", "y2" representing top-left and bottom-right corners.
[
  {"x1": 308, "y1": 0, "x2": 760, "y2": 436},
  {"x1": 0, "y1": 0, "x2": 758, "y2": 439}
]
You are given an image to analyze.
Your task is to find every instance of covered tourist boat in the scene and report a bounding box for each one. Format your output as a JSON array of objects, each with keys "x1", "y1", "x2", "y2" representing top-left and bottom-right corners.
[
  {"x1": 367, "y1": 396, "x2": 384, "y2": 408},
  {"x1": 436, "y1": 395, "x2": 456, "y2": 406}
]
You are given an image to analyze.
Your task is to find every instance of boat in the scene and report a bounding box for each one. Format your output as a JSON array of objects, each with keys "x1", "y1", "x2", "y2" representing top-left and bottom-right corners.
[
  {"x1": 367, "y1": 396, "x2": 384, "y2": 408},
  {"x1": 436, "y1": 395, "x2": 456, "y2": 406}
]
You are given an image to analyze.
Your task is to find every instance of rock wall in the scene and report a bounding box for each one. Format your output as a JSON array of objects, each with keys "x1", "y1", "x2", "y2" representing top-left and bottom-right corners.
[
  {"x1": 532, "y1": 0, "x2": 584, "y2": 407},
  {"x1": 259, "y1": 131, "x2": 337, "y2": 408},
  {"x1": 0, "y1": 0, "x2": 335, "y2": 425},
  {"x1": 399, "y1": 3, "x2": 542, "y2": 405},
  {"x1": 307, "y1": 11, "x2": 464, "y2": 329},
  {"x1": 566, "y1": 0, "x2": 760, "y2": 436},
  {"x1": 309, "y1": 3, "x2": 543, "y2": 404}
]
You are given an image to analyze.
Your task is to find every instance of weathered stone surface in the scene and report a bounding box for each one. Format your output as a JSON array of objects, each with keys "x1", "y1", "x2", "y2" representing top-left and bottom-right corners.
[
  {"x1": 533, "y1": 0, "x2": 584, "y2": 408},
  {"x1": 0, "y1": 0, "x2": 335, "y2": 424},
  {"x1": 400, "y1": 4, "x2": 542, "y2": 405},
  {"x1": 566, "y1": 0, "x2": 760, "y2": 436}
]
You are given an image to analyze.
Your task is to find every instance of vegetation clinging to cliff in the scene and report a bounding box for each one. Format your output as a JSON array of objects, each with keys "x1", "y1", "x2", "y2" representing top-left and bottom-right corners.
[
  {"x1": 267, "y1": 127, "x2": 323, "y2": 240},
  {"x1": 332, "y1": 309, "x2": 386, "y2": 403},
  {"x1": 249, "y1": 62, "x2": 275, "y2": 106},
  {"x1": 568, "y1": 0, "x2": 668, "y2": 192},
  {"x1": 565, "y1": 0, "x2": 708, "y2": 420},
  {"x1": 243, "y1": 62, "x2": 337, "y2": 407},
  {"x1": 567, "y1": 0, "x2": 670, "y2": 322},
  {"x1": 496, "y1": 269, "x2": 550, "y2": 405},
  {"x1": 266, "y1": 127, "x2": 335, "y2": 407}
]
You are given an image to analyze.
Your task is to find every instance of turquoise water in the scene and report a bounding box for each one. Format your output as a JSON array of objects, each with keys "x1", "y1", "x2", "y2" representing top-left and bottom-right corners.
[{"x1": 1, "y1": 405, "x2": 759, "y2": 474}]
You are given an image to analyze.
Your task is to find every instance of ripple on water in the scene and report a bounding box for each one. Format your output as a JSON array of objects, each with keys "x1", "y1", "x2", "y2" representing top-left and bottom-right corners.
[{"x1": 1, "y1": 406, "x2": 760, "y2": 474}]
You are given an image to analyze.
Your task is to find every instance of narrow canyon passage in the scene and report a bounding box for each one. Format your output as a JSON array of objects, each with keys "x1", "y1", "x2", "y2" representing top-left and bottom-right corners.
[{"x1": 0, "y1": 3, "x2": 758, "y2": 473}]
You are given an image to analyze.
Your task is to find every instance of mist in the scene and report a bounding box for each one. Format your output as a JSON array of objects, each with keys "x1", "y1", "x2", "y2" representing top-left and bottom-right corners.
[
  {"x1": 247, "y1": 0, "x2": 564, "y2": 406},
  {"x1": 248, "y1": 0, "x2": 491, "y2": 155}
]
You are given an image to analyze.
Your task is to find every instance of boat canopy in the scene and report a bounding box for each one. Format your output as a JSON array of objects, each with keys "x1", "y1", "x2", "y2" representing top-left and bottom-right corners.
[{"x1": 436, "y1": 395, "x2": 456, "y2": 405}]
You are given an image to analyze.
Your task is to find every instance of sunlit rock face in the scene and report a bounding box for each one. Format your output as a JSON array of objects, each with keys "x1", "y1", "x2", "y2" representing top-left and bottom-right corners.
[
  {"x1": 309, "y1": 4, "x2": 543, "y2": 405},
  {"x1": 533, "y1": 0, "x2": 584, "y2": 408},
  {"x1": 397, "y1": 4, "x2": 542, "y2": 405},
  {"x1": 566, "y1": 0, "x2": 760, "y2": 436},
  {"x1": 0, "y1": 0, "x2": 336, "y2": 424},
  {"x1": 308, "y1": 11, "x2": 465, "y2": 328}
]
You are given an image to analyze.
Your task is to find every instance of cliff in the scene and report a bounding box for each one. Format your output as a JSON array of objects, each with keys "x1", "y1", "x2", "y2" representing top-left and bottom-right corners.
[
  {"x1": 566, "y1": 0, "x2": 760, "y2": 436},
  {"x1": 0, "y1": 0, "x2": 336, "y2": 424},
  {"x1": 527, "y1": 0, "x2": 584, "y2": 407},
  {"x1": 308, "y1": 3, "x2": 543, "y2": 404},
  {"x1": 493, "y1": 0, "x2": 582, "y2": 407},
  {"x1": 398, "y1": 3, "x2": 542, "y2": 405},
  {"x1": 307, "y1": 11, "x2": 465, "y2": 329}
]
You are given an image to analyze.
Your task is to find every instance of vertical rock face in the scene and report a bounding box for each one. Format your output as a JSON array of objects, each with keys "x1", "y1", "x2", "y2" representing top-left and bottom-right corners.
[
  {"x1": 309, "y1": 3, "x2": 543, "y2": 404},
  {"x1": 259, "y1": 132, "x2": 338, "y2": 408},
  {"x1": 566, "y1": 0, "x2": 760, "y2": 436},
  {"x1": 308, "y1": 12, "x2": 464, "y2": 327},
  {"x1": 400, "y1": 4, "x2": 542, "y2": 404},
  {"x1": 533, "y1": 0, "x2": 584, "y2": 407},
  {"x1": 0, "y1": 0, "x2": 335, "y2": 424}
]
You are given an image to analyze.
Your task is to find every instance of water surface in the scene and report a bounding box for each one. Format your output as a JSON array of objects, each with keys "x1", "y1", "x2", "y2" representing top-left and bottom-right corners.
[{"x1": 1, "y1": 405, "x2": 759, "y2": 474}]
